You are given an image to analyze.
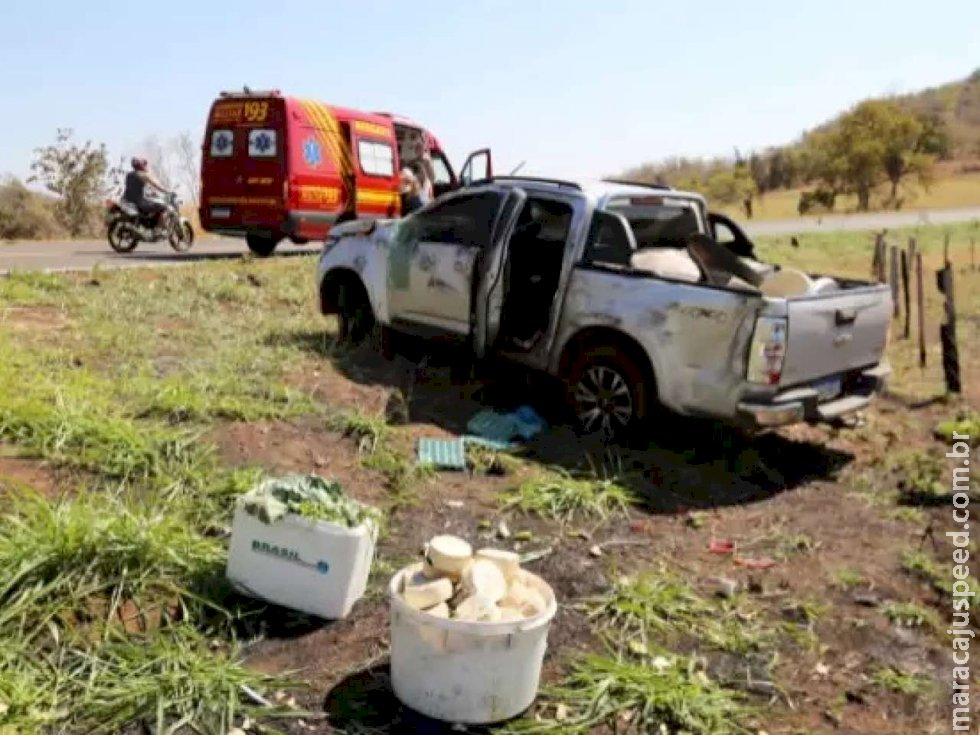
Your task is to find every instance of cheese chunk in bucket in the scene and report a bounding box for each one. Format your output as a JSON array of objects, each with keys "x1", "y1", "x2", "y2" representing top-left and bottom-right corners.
[
  {"x1": 425, "y1": 535, "x2": 473, "y2": 576},
  {"x1": 403, "y1": 573, "x2": 454, "y2": 610},
  {"x1": 475, "y1": 548, "x2": 521, "y2": 582}
]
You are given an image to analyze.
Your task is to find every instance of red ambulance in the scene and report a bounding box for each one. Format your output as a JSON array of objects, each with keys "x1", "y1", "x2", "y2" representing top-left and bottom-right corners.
[{"x1": 198, "y1": 89, "x2": 492, "y2": 256}]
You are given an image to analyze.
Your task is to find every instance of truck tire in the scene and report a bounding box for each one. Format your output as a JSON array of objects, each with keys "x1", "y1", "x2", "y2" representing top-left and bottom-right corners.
[
  {"x1": 565, "y1": 344, "x2": 650, "y2": 440},
  {"x1": 246, "y1": 234, "x2": 279, "y2": 257},
  {"x1": 337, "y1": 281, "x2": 375, "y2": 346}
]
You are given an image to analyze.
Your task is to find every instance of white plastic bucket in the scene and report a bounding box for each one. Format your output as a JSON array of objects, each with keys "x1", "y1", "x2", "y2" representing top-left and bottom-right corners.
[
  {"x1": 226, "y1": 504, "x2": 377, "y2": 619},
  {"x1": 388, "y1": 562, "x2": 558, "y2": 724}
]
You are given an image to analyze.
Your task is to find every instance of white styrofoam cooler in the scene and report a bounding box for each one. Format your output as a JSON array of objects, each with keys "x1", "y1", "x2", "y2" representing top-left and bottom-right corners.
[
  {"x1": 226, "y1": 504, "x2": 377, "y2": 619},
  {"x1": 388, "y1": 562, "x2": 558, "y2": 724}
]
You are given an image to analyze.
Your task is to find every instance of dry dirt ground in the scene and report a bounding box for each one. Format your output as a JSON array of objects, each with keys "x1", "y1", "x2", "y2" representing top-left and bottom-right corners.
[{"x1": 205, "y1": 340, "x2": 969, "y2": 734}]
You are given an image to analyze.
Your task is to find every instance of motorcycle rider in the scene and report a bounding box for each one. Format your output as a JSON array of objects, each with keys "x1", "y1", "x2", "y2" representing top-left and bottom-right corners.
[{"x1": 122, "y1": 158, "x2": 172, "y2": 232}]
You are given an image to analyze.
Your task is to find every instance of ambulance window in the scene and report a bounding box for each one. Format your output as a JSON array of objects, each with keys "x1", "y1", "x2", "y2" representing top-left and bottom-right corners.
[
  {"x1": 248, "y1": 129, "x2": 277, "y2": 157},
  {"x1": 210, "y1": 129, "x2": 234, "y2": 158},
  {"x1": 357, "y1": 140, "x2": 395, "y2": 177}
]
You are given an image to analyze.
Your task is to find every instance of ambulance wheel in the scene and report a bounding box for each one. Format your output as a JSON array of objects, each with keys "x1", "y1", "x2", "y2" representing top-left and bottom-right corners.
[{"x1": 246, "y1": 234, "x2": 279, "y2": 257}]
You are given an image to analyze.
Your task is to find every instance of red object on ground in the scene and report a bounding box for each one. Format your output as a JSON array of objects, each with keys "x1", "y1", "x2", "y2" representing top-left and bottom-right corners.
[{"x1": 708, "y1": 539, "x2": 736, "y2": 555}]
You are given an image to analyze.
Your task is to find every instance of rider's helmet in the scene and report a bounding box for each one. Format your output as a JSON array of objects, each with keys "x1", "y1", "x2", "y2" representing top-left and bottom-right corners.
[{"x1": 131, "y1": 157, "x2": 148, "y2": 172}]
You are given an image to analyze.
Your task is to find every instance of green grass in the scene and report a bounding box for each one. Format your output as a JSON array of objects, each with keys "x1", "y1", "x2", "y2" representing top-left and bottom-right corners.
[
  {"x1": 465, "y1": 442, "x2": 522, "y2": 476},
  {"x1": 935, "y1": 409, "x2": 980, "y2": 445},
  {"x1": 0, "y1": 488, "x2": 294, "y2": 734},
  {"x1": 871, "y1": 666, "x2": 935, "y2": 697},
  {"x1": 882, "y1": 601, "x2": 940, "y2": 629},
  {"x1": 330, "y1": 408, "x2": 390, "y2": 455},
  {"x1": 502, "y1": 467, "x2": 638, "y2": 523},
  {"x1": 0, "y1": 626, "x2": 292, "y2": 734},
  {"x1": 0, "y1": 269, "x2": 66, "y2": 304},
  {"x1": 832, "y1": 567, "x2": 866, "y2": 590},
  {"x1": 888, "y1": 506, "x2": 928, "y2": 524},
  {"x1": 0, "y1": 262, "x2": 333, "y2": 732},
  {"x1": 588, "y1": 569, "x2": 773, "y2": 656},
  {"x1": 900, "y1": 548, "x2": 947, "y2": 592},
  {"x1": 501, "y1": 652, "x2": 752, "y2": 735}
]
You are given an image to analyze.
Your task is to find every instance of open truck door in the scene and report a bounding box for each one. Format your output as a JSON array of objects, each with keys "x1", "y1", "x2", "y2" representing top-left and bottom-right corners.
[
  {"x1": 459, "y1": 148, "x2": 492, "y2": 187},
  {"x1": 474, "y1": 187, "x2": 526, "y2": 358}
]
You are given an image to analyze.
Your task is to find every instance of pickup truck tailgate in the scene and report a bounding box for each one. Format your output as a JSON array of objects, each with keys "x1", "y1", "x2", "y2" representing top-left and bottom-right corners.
[{"x1": 780, "y1": 287, "x2": 891, "y2": 386}]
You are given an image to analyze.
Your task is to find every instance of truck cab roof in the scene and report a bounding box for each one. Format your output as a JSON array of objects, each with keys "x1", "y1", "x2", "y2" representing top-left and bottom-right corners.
[{"x1": 460, "y1": 175, "x2": 707, "y2": 212}]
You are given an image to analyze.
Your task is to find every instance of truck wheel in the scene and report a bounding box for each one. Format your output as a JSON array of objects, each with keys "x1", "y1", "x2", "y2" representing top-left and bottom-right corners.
[
  {"x1": 566, "y1": 345, "x2": 649, "y2": 440},
  {"x1": 246, "y1": 234, "x2": 279, "y2": 257},
  {"x1": 337, "y1": 281, "x2": 375, "y2": 346}
]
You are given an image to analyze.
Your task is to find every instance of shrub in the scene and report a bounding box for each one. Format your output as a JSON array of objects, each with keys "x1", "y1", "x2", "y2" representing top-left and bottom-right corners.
[{"x1": 0, "y1": 178, "x2": 66, "y2": 241}]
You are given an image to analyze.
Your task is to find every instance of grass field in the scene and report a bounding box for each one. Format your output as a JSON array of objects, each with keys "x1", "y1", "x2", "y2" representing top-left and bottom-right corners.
[
  {"x1": 0, "y1": 222, "x2": 976, "y2": 734},
  {"x1": 718, "y1": 170, "x2": 980, "y2": 221}
]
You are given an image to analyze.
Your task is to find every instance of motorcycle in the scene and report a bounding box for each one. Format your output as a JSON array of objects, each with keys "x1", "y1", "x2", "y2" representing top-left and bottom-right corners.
[{"x1": 105, "y1": 192, "x2": 195, "y2": 253}]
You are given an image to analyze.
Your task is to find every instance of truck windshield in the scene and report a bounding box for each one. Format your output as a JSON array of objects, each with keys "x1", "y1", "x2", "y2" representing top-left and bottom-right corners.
[{"x1": 605, "y1": 198, "x2": 704, "y2": 250}]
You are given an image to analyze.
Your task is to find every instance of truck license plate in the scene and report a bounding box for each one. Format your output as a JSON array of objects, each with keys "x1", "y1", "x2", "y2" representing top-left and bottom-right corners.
[
  {"x1": 211, "y1": 207, "x2": 231, "y2": 219},
  {"x1": 813, "y1": 376, "x2": 842, "y2": 402}
]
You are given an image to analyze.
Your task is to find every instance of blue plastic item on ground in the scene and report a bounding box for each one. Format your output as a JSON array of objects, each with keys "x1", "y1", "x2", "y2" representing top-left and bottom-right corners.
[
  {"x1": 417, "y1": 437, "x2": 467, "y2": 470},
  {"x1": 512, "y1": 405, "x2": 547, "y2": 440},
  {"x1": 466, "y1": 405, "x2": 547, "y2": 444}
]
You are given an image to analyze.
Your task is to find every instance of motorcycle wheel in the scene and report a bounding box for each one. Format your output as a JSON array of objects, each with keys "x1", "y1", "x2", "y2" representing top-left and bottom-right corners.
[
  {"x1": 108, "y1": 221, "x2": 138, "y2": 253},
  {"x1": 169, "y1": 221, "x2": 195, "y2": 252}
]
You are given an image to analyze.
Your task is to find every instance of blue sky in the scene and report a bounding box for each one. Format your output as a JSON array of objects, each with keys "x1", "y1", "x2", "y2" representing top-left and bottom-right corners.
[{"x1": 2, "y1": 0, "x2": 978, "y2": 183}]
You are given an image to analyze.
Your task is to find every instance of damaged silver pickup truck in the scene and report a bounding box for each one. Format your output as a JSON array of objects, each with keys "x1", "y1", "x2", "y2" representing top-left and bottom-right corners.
[{"x1": 317, "y1": 176, "x2": 892, "y2": 438}]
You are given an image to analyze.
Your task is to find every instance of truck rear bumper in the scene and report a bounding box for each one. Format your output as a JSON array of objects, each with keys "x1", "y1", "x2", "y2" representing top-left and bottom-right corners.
[{"x1": 737, "y1": 362, "x2": 891, "y2": 429}]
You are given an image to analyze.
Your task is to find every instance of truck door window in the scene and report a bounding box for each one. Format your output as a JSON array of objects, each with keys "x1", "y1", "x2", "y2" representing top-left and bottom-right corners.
[
  {"x1": 414, "y1": 193, "x2": 503, "y2": 249},
  {"x1": 582, "y1": 211, "x2": 634, "y2": 267},
  {"x1": 608, "y1": 201, "x2": 702, "y2": 250}
]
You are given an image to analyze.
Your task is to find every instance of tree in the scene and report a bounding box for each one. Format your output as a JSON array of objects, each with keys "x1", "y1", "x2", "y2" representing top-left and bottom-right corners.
[
  {"x1": 29, "y1": 129, "x2": 112, "y2": 237},
  {"x1": 141, "y1": 135, "x2": 176, "y2": 191},
  {"x1": 173, "y1": 132, "x2": 201, "y2": 206},
  {"x1": 705, "y1": 166, "x2": 758, "y2": 217},
  {"x1": 915, "y1": 112, "x2": 952, "y2": 160},
  {"x1": 800, "y1": 100, "x2": 937, "y2": 211},
  {"x1": 131, "y1": 132, "x2": 201, "y2": 205},
  {"x1": 748, "y1": 152, "x2": 768, "y2": 199}
]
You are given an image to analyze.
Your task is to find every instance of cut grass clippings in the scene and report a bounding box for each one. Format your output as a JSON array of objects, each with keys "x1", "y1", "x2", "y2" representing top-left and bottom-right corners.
[
  {"x1": 502, "y1": 468, "x2": 638, "y2": 523},
  {"x1": 0, "y1": 489, "x2": 297, "y2": 734},
  {"x1": 502, "y1": 651, "x2": 752, "y2": 735},
  {"x1": 587, "y1": 568, "x2": 774, "y2": 656}
]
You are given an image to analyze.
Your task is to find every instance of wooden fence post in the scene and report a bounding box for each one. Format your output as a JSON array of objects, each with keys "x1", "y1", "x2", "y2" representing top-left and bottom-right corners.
[
  {"x1": 937, "y1": 249, "x2": 961, "y2": 394},
  {"x1": 889, "y1": 245, "x2": 899, "y2": 318},
  {"x1": 901, "y1": 249, "x2": 911, "y2": 339},
  {"x1": 916, "y1": 251, "x2": 926, "y2": 369},
  {"x1": 872, "y1": 233, "x2": 885, "y2": 282}
]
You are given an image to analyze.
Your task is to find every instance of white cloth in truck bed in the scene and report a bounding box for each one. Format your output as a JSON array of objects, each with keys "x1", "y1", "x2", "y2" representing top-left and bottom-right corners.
[{"x1": 630, "y1": 248, "x2": 701, "y2": 283}]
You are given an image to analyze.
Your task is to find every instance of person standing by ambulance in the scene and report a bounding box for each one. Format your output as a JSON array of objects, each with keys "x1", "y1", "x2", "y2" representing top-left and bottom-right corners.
[{"x1": 400, "y1": 168, "x2": 423, "y2": 215}]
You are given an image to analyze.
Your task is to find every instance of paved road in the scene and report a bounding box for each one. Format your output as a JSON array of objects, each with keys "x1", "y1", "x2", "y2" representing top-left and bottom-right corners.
[
  {"x1": 742, "y1": 205, "x2": 980, "y2": 237},
  {"x1": 2, "y1": 205, "x2": 979, "y2": 274},
  {"x1": 0, "y1": 238, "x2": 318, "y2": 274}
]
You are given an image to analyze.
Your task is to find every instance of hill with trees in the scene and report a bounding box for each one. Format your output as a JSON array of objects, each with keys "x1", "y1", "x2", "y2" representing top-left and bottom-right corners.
[{"x1": 623, "y1": 68, "x2": 980, "y2": 218}]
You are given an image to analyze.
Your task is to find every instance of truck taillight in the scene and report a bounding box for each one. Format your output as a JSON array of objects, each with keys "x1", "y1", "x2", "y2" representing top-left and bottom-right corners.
[
  {"x1": 283, "y1": 179, "x2": 290, "y2": 203},
  {"x1": 747, "y1": 317, "x2": 788, "y2": 385}
]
